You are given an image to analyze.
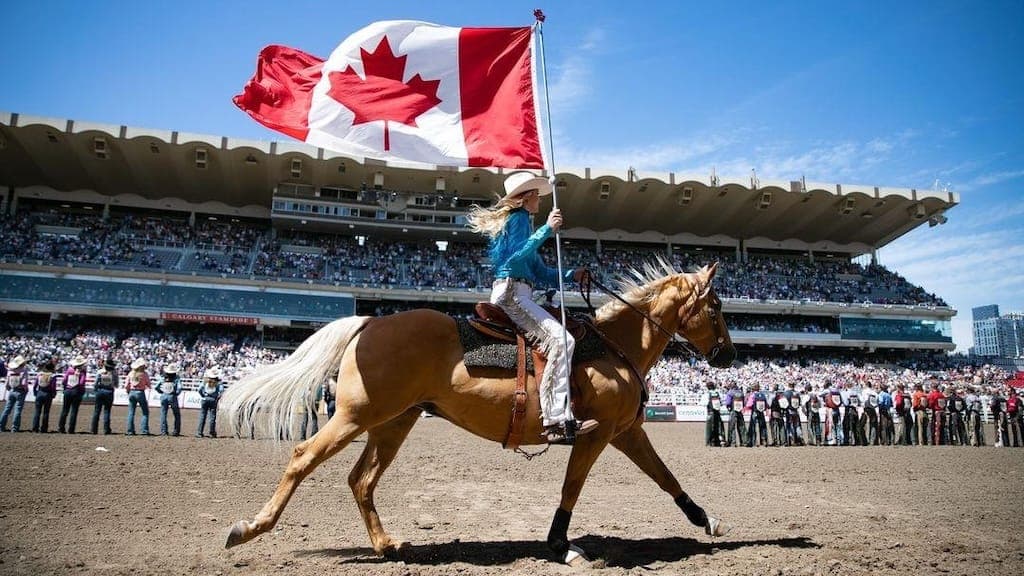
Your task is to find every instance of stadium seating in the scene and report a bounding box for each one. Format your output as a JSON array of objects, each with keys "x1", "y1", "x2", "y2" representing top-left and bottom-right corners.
[{"x1": 1, "y1": 204, "x2": 949, "y2": 307}]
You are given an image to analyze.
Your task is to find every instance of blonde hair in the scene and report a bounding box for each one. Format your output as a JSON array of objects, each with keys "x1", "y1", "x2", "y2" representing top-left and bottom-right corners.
[{"x1": 466, "y1": 195, "x2": 524, "y2": 239}]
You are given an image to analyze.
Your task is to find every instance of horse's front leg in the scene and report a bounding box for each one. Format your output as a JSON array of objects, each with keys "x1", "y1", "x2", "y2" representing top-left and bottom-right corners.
[
  {"x1": 546, "y1": 428, "x2": 613, "y2": 565},
  {"x1": 610, "y1": 424, "x2": 729, "y2": 537}
]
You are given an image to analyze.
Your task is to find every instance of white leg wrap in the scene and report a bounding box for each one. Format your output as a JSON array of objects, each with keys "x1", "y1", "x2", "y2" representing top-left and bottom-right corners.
[
  {"x1": 564, "y1": 543, "x2": 589, "y2": 566},
  {"x1": 704, "y1": 516, "x2": 730, "y2": 537}
]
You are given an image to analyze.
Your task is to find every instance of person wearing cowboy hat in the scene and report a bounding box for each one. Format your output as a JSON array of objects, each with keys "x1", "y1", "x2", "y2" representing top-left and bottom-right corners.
[
  {"x1": 927, "y1": 379, "x2": 947, "y2": 445},
  {"x1": 125, "y1": 358, "x2": 152, "y2": 436},
  {"x1": 465, "y1": 171, "x2": 597, "y2": 445},
  {"x1": 0, "y1": 355, "x2": 30, "y2": 432},
  {"x1": 58, "y1": 355, "x2": 89, "y2": 434},
  {"x1": 323, "y1": 375, "x2": 337, "y2": 421},
  {"x1": 912, "y1": 382, "x2": 930, "y2": 446},
  {"x1": 990, "y1": 386, "x2": 1008, "y2": 447},
  {"x1": 90, "y1": 358, "x2": 118, "y2": 435},
  {"x1": 1006, "y1": 386, "x2": 1022, "y2": 448},
  {"x1": 156, "y1": 363, "x2": 183, "y2": 437},
  {"x1": 964, "y1": 385, "x2": 986, "y2": 447},
  {"x1": 299, "y1": 384, "x2": 319, "y2": 441},
  {"x1": 32, "y1": 359, "x2": 59, "y2": 433},
  {"x1": 894, "y1": 382, "x2": 913, "y2": 445},
  {"x1": 196, "y1": 367, "x2": 224, "y2": 438}
]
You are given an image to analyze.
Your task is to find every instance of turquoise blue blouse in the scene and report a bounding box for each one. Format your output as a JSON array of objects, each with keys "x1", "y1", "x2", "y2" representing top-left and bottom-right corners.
[{"x1": 489, "y1": 208, "x2": 572, "y2": 287}]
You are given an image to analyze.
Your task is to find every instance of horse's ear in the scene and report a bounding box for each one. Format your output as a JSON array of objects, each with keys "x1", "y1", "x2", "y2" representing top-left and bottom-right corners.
[{"x1": 695, "y1": 262, "x2": 718, "y2": 288}]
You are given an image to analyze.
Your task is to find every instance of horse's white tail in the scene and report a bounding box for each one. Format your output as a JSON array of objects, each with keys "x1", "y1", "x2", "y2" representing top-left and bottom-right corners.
[{"x1": 220, "y1": 316, "x2": 371, "y2": 440}]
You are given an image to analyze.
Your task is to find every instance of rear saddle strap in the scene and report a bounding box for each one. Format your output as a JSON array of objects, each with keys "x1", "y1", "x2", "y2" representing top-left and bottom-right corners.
[
  {"x1": 505, "y1": 346, "x2": 562, "y2": 451},
  {"x1": 504, "y1": 334, "x2": 530, "y2": 450}
]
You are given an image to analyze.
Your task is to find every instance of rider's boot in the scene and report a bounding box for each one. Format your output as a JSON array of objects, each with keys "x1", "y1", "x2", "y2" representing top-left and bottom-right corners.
[{"x1": 545, "y1": 418, "x2": 599, "y2": 445}]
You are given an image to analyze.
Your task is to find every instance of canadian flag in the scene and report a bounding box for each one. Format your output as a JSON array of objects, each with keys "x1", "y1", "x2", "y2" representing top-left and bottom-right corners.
[{"x1": 234, "y1": 21, "x2": 545, "y2": 169}]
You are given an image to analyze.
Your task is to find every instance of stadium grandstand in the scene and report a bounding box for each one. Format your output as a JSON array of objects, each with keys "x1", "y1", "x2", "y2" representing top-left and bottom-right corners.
[{"x1": 3, "y1": 111, "x2": 1011, "y2": 415}]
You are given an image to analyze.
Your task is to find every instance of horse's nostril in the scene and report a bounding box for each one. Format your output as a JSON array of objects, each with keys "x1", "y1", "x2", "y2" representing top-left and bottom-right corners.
[{"x1": 712, "y1": 346, "x2": 736, "y2": 367}]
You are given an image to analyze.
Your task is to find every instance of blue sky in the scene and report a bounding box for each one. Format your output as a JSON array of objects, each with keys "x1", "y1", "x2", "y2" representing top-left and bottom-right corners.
[{"x1": 2, "y1": 1, "x2": 1022, "y2": 351}]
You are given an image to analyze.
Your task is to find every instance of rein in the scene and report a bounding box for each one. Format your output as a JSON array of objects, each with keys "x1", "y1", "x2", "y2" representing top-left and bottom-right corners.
[{"x1": 579, "y1": 271, "x2": 704, "y2": 358}]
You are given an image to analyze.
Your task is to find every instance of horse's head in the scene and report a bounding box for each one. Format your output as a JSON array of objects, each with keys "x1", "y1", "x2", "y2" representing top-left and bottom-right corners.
[{"x1": 678, "y1": 262, "x2": 735, "y2": 368}]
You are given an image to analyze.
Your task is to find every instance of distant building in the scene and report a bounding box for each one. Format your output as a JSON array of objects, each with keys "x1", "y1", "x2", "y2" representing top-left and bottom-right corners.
[
  {"x1": 973, "y1": 304, "x2": 1000, "y2": 322},
  {"x1": 972, "y1": 305, "x2": 1024, "y2": 363}
]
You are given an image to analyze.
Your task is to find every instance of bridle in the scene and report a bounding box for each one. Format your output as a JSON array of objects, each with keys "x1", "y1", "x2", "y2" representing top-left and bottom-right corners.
[{"x1": 579, "y1": 270, "x2": 726, "y2": 360}]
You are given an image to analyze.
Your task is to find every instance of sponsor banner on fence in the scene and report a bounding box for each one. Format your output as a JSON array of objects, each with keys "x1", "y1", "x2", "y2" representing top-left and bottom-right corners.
[
  {"x1": 644, "y1": 405, "x2": 677, "y2": 422},
  {"x1": 674, "y1": 405, "x2": 707, "y2": 422},
  {"x1": 159, "y1": 312, "x2": 260, "y2": 325}
]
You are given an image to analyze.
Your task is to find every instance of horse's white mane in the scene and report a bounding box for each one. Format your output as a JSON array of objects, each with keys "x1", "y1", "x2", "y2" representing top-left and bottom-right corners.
[{"x1": 595, "y1": 254, "x2": 688, "y2": 322}]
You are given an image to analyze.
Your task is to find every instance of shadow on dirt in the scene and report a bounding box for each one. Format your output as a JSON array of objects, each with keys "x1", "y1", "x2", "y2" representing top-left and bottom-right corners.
[{"x1": 295, "y1": 535, "x2": 819, "y2": 567}]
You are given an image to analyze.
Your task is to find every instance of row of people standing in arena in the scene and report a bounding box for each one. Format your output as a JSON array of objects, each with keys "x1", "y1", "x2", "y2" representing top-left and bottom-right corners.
[
  {"x1": 705, "y1": 380, "x2": 1022, "y2": 447},
  {"x1": 1, "y1": 355, "x2": 225, "y2": 438},
  {"x1": 1, "y1": 354, "x2": 89, "y2": 433}
]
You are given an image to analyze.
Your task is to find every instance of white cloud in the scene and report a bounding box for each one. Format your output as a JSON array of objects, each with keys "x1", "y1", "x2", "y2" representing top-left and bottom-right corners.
[
  {"x1": 557, "y1": 132, "x2": 738, "y2": 172},
  {"x1": 554, "y1": 129, "x2": 920, "y2": 181},
  {"x1": 967, "y1": 169, "x2": 1024, "y2": 189},
  {"x1": 881, "y1": 223, "x2": 1024, "y2": 351},
  {"x1": 866, "y1": 138, "x2": 894, "y2": 154},
  {"x1": 545, "y1": 27, "x2": 605, "y2": 117},
  {"x1": 685, "y1": 136, "x2": 902, "y2": 183},
  {"x1": 960, "y1": 202, "x2": 1024, "y2": 229}
]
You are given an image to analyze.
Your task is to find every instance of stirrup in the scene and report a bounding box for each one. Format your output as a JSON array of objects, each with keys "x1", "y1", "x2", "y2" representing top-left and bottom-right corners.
[{"x1": 544, "y1": 419, "x2": 599, "y2": 445}]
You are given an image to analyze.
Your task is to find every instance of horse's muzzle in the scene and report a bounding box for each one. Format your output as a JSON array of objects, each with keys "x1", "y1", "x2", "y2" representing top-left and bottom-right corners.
[{"x1": 708, "y1": 345, "x2": 736, "y2": 368}]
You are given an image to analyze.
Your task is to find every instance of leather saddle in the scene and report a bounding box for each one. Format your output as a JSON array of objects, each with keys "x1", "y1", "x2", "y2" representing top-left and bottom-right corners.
[
  {"x1": 468, "y1": 302, "x2": 587, "y2": 450},
  {"x1": 469, "y1": 302, "x2": 587, "y2": 344}
]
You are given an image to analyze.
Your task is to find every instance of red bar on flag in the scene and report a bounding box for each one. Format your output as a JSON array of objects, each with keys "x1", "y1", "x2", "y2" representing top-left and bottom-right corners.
[{"x1": 233, "y1": 21, "x2": 544, "y2": 169}]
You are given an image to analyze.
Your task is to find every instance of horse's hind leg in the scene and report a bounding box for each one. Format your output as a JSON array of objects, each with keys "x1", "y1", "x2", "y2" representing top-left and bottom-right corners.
[
  {"x1": 348, "y1": 407, "x2": 421, "y2": 556},
  {"x1": 610, "y1": 425, "x2": 729, "y2": 537},
  {"x1": 226, "y1": 416, "x2": 365, "y2": 549}
]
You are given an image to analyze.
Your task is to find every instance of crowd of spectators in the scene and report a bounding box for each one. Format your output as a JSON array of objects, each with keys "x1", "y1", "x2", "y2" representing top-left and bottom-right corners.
[
  {"x1": 0, "y1": 319, "x2": 283, "y2": 384},
  {"x1": 1, "y1": 317, "x2": 1017, "y2": 443},
  {"x1": 1, "y1": 205, "x2": 948, "y2": 307},
  {"x1": 646, "y1": 351, "x2": 1012, "y2": 400},
  {"x1": 0, "y1": 317, "x2": 1007, "y2": 396}
]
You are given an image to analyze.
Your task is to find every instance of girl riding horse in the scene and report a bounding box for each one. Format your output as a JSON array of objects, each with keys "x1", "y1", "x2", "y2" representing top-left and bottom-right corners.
[{"x1": 221, "y1": 257, "x2": 736, "y2": 565}]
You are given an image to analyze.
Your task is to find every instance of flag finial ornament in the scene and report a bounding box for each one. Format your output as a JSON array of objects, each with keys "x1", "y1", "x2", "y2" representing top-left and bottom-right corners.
[{"x1": 533, "y1": 9, "x2": 546, "y2": 23}]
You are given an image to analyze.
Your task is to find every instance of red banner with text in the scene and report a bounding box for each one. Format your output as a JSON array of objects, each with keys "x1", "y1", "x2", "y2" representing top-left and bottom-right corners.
[{"x1": 160, "y1": 312, "x2": 259, "y2": 325}]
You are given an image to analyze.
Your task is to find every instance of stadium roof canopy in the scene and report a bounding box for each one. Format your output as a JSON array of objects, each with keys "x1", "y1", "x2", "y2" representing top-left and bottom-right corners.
[{"x1": 0, "y1": 112, "x2": 959, "y2": 253}]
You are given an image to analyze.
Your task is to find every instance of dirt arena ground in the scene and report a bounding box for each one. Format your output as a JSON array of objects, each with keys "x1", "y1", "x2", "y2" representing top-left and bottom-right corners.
[{"x1": 1, "y1": 406, "x2": 1022, "y2": 576}]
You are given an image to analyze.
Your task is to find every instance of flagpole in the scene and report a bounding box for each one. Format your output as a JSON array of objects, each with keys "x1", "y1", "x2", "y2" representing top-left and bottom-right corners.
[{"x1": 533, "y1": 10, "x2": 576, "y2": 423}]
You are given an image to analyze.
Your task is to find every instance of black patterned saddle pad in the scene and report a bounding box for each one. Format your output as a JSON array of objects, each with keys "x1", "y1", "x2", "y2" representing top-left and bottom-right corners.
[{"x1": 455, "y1": 316, "x2": 607, "y2": 372}]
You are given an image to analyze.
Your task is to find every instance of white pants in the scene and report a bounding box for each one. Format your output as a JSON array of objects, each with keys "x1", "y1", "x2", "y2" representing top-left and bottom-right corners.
[{"x1": 491, "y1": 279, "x2": 575, "y2": 427}]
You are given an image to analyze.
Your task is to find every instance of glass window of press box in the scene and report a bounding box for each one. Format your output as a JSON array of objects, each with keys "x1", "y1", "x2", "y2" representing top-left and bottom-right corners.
[
  {"x1": 838, "y1": 316, "x2": 952, "y2": 343},
  {"x1": 0, "y1": 275, "x2": 354, "y2": 322}
]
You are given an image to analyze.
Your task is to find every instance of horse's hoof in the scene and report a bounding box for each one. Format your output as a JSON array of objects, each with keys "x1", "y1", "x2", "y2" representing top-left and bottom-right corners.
[
  {"x1": 379, "y1": 539, "x2": 407, "y2": 560},
  {"x1": 564, "y1": 544, "x2": 591, "y2": 567},
  {"x1": 225, "y1": 520, "x2": 250, "y2": 549},
  {"x1": 705, "y1": 516, "x2": 730, "y2": 538}
]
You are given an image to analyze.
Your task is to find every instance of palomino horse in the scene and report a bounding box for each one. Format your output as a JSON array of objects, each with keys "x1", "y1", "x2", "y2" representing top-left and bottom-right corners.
[{"x1": 221, "y1": 260, "x2": 736, "y2": 564}]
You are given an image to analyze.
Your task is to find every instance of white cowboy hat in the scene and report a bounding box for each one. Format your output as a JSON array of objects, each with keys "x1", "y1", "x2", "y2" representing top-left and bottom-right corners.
[
  {"x1": 131, "y1": 358, "x2": 148, "y2": 370},
  {"x1": 203, "y1": 367, "x2": 221, "y2": 380},
  {"x1": 163, "y1": 363, "x2": 180, "y2": 375},
  {"x1": 8, "y1": 355, "x2": 27, "y2": 370},
  {"x1": 70, "y1": 356, "x2": 88, "y2": 368},
  {"x1": 501, "y1": 171, "x2": 552, "y2": 203}
]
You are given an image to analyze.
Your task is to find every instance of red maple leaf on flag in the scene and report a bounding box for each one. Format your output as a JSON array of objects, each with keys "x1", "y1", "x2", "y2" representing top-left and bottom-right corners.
[{"x1": 327, "y1": 37, "x2": 442, "y2": 152}]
